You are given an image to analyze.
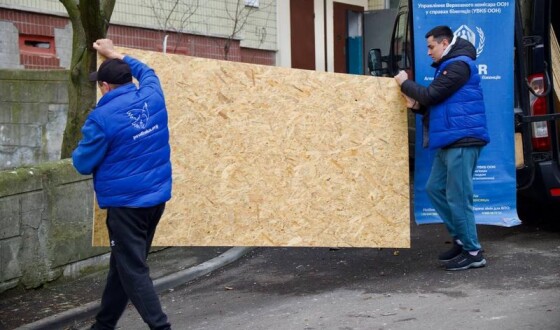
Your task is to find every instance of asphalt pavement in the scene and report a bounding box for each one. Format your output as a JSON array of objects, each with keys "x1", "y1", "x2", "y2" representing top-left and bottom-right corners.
[
  {"x1": 2, "y1": 221, "x2": 559, "y2": 330},
  {"x1": 0, "y1": 246, "x2": 253, "y2": 330},
  {"x1": 71, "y1": 222, "x2": 560, "y2": 330}
]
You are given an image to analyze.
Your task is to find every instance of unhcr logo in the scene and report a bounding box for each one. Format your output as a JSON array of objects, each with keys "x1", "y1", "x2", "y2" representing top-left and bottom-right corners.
[{"x1": 454, "y1": 25, "x2": 485, "y2": 57}]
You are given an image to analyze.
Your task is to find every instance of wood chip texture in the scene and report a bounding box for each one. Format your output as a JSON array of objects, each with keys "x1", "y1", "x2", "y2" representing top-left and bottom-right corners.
[
  {"x1": 550, "y1": 25, "x2": 560, "y2": 113},
  {"x1": 93, "y1": 47, "x2": 410, "y2": 248}
]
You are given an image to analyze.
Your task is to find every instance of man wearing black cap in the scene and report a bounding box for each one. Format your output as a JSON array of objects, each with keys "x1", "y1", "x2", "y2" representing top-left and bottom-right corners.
[{"x1": 72, "y1": 39, "x2": 172, "y2": 330}]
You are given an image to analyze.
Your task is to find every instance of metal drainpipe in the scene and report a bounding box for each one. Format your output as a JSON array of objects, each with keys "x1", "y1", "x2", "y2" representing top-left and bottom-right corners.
[{"x1": 163, "y1": 34, "x2": 169, "y2": 54}]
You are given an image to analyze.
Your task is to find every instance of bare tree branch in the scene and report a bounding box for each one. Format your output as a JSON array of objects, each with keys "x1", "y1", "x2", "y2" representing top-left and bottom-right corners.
[
  {"x1": 144, "y1": 0, "x2": 199, "y2": 52},
  {"x1": 222, "y1": 0, "x2": 272, "y2": 60}
]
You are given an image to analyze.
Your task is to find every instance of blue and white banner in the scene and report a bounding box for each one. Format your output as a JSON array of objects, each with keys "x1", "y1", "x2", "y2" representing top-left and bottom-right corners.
[{"x1": 412, "y1": 0, "x2": 521, "y2": 226}]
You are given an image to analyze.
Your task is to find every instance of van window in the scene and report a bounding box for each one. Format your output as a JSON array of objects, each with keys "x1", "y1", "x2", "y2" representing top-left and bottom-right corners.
[{"x1": 391, "y1": 10, "x2": 411, "y2": 73}]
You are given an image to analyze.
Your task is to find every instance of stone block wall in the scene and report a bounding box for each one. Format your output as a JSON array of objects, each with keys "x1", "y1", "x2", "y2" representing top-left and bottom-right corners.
[
  {"x1": 0, "y1": 69, "x2": 69, "y2": 170},
  {"x1": 0, "y1": 160, "x2": 108, "y2": 293}
]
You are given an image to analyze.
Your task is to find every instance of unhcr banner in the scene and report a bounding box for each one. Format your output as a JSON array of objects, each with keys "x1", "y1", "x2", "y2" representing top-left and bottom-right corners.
[{"x1": 412, "y1": 0, "x2": 521, "y2": 226}]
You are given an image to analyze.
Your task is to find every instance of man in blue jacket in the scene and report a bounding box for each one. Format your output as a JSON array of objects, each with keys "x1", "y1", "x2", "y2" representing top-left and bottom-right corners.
[
  {"x1": 394, "y1": 26, "x2": 489, "y2": 271},
  {"x1": 73, "y1": 39, "x2": 172, "y2": 329}
]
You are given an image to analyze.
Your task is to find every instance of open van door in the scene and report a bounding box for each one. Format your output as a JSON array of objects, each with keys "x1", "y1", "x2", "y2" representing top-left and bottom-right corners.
[
  {"x1": 367, "y1": 2, "x2": 413, "y2": 78},
  {"x1": 514, "y1": 0, "x2": 560, "y2": 223}
]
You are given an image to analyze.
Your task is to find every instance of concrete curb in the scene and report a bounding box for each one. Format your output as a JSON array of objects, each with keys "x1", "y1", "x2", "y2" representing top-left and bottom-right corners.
[{"x1": 15, "y1": 247, "x2": 254, "y2": 330}]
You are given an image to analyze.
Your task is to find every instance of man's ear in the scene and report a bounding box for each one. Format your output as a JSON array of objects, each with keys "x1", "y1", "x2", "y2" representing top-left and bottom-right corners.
[{"x1": 99, "y1": 81, "x2": 111, "y2": 94}]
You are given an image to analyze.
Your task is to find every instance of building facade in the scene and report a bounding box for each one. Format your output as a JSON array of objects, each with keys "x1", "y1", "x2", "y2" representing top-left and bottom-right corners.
[
  {"x1": 0, "y1": 0, "x2": 392, "y2": 71},
  {"x1": 0, "y1": 0, "x2": 278, "y2": 69}
]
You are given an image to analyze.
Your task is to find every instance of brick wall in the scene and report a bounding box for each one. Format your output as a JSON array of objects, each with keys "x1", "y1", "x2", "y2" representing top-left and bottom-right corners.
[
  {"x1": 0, "y1": 9, "x2": 67, "y2": 36},
  {"x1": 0, "y1": 9, "x2": 67, "y2": 69},
  {"x1": 0, "y1": 8, "x2": 276, "y2": 70}
]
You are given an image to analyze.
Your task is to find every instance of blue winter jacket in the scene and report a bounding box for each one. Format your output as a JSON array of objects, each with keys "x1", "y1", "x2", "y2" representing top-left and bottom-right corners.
[
  {"x1": 401, "y1": 37, "x2": 490, "y2": 150},
  {"x1": 72, "y1": 56, "x2": 172, "y2": 208},
  {"x1": 428, "y1": 55, "x2": 490, "y2": 150}
]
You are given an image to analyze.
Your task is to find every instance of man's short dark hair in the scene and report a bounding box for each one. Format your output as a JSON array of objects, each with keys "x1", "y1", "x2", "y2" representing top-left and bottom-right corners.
[{"x1": 425, "y1": 25, "x2": 453, "y2": 43}]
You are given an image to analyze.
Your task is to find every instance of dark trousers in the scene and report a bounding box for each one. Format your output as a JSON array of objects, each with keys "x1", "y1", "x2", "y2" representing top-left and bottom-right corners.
[{"x1": 93, "y1": 203, "x2": 171, "y2": 330}]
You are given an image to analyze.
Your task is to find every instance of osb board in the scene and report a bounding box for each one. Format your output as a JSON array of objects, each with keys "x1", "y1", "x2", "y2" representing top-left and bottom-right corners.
[
  {"x1": 93, "y1": 47, "x2": 410, "y2": 248},
  {"x1": 551, "y1": 25, "x2": 560, "y2": 114},
  {"x1": 514, "y1": 133, "x2": 524, "y2": 169}
]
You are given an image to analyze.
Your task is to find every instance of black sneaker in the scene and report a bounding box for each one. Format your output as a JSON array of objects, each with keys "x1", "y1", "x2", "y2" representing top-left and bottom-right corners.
[
  {"x1": 445, "y1": 250, "x2": 487, "y2": 271},
  {"x1": 438, "y1": 242, "x2": 463, "y2": 262}
]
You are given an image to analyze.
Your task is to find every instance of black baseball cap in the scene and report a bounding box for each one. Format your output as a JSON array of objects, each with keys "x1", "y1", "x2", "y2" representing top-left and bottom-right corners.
[{"x1": 89, "y1": 58, "x2": 132, "y2": 84}]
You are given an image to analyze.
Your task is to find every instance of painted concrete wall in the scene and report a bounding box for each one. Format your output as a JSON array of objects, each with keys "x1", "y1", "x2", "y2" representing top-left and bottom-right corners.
[
  {"x1": 275, "y1": 1, "x2": 291, "y2": 69},
  {"x1": 0, "y1": 21, "x2": 22, "y2": 69}
]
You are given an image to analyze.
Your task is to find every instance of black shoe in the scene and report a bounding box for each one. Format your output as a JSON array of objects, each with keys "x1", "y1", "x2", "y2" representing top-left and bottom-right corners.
[
  {"x1": 438, "y1": 242, "x2": 463, "y2": 262},
  {"x1": 445, "y1": 250, "x2": 487, "y2": 271}
]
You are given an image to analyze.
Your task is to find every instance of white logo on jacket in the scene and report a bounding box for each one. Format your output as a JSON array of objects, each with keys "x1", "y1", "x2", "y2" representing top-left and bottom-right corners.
[{"x1": 127, "y1": 102, "x2": 150, "y2": 129}]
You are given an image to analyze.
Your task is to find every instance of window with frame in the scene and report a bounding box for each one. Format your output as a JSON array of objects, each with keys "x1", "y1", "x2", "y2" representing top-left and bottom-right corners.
[{"x1": 19, "y1": 35, "x2": 56, "y2": 56}]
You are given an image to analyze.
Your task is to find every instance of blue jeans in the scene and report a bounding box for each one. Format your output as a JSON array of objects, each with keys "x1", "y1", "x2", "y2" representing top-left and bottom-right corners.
[
  {"x1": 426, "y1": 147, "x2": 482, "y2": 252},
  {"x1": 94, "y1": 204, "x2": 171, "y2": 330}
]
